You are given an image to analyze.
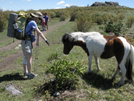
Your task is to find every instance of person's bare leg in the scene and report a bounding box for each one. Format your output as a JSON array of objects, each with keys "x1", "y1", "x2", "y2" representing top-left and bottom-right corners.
[{"x1": 26, "y1": 55, "x2": 32, "y2": 74}]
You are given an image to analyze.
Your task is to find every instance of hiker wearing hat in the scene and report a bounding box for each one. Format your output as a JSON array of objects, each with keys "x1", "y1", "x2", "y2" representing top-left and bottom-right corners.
[{"x1": 21, "y1": 12, "x2": 50, "y2": 79}]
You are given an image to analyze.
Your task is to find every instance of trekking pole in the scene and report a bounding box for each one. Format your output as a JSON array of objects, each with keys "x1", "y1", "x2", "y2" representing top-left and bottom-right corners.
[{"x1": 34, "y1": 31, "x2": 39, "y2": 71}]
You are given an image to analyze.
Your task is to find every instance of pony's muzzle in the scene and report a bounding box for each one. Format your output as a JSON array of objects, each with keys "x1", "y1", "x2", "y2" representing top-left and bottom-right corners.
[{"x1": 63, "y1": 51, "x2": 69, "y2": 55}]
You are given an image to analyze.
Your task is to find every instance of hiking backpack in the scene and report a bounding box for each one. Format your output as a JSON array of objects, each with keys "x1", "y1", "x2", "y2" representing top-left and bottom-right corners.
[
  {"x1": 7, "y1": 12, "x2": 27, "y2": 40},
  {"x1": 7, "y1": 11, "x2": 35, "y2": 42}
]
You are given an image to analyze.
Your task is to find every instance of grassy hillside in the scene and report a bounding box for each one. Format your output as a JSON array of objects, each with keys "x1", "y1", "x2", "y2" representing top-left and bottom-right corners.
[{"x1": 0, "y1": 6, "x2": 134, "y2": 100}]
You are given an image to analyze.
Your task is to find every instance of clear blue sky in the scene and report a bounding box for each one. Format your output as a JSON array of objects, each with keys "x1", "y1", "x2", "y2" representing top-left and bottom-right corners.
[{"x1": 0, "y1": 0, "x2": 134, "y2": 11}]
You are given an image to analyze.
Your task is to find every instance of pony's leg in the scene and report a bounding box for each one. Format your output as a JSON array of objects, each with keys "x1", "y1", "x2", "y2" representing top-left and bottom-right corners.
[
  {"x1": 112, "y1": 66, "x2": 120, "y2": 79},
  {"x1": 118, "y1": 62, "x2": 126, "y2": 86},
  {"x1": 88, "y1": 55, "x2": 92, "y2": 73},
  {"x1": 94, "y1": 56, "x2": 101, "y2": 71}
]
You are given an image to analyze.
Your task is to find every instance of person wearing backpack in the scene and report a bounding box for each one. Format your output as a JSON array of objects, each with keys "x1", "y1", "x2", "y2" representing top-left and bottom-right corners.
[{"x1": 21, "y1": 12, "x2": 50, "y2": 79}]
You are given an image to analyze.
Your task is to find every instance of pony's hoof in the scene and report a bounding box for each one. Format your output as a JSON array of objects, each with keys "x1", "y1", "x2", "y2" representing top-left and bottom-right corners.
[
  {"x1": 86, "y1": 71, "x2": 92, "y2": 74},
  {"x1": 97, "y1": 69, "x2": 101, "y2": 71},
  {"x1": 111, "y1": 76, "x2": 115, "y2": 80},
  {"x1": 118, "y1": 82, "x2": 124, "y2": 87}
]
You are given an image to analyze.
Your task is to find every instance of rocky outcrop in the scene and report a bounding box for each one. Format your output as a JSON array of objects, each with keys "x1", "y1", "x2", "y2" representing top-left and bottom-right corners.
[
  {"x1": 91, "y1": 2, "x2": 107, "y2": 6},
  {"x1": 105, "y1": 1, "x2": 119, "y2": 6},
  {"x1": 91, "y1": 1, "x2": 119, "y2": 7}
]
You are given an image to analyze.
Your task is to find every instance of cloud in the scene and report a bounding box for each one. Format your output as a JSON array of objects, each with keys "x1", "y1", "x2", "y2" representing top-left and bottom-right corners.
[
  {"x1": 22, "y1": 0, "x2": 31, "y2": 1},
  {"x1": 10, "y1": 1, "x2": 13, "y2": 4},
  {"x1": 65, "y1": 4, "x2": 69, "y2": 7},
  {"x1": 81, "y1": 5, "x2": 85, "y2": 7},
  {"x1": 2, "y1": 8, "x2": 6, "y2": 11},
  {"x1": 57, "y1": 1, "x2": 65, "y2": 5},
  {"x1": 55, "y1": 7, "x2": 61, "y2": 9}
]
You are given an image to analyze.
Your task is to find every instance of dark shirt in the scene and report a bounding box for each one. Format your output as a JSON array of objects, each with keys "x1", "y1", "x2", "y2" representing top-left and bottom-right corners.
[{"x1": 43, "y1": 15, "x2": 49, "y2": 22}]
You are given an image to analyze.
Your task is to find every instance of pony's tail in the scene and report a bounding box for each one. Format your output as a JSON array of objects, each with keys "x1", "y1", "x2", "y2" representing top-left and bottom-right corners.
[{"x1": 126, "y1": 45, "x2": 134, "y2": 82}]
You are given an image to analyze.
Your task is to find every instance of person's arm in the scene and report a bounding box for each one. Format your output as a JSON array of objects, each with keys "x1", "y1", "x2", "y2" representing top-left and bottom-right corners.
[{"x1": 34, "y1": 27, "x2": 50, "y2": 46}]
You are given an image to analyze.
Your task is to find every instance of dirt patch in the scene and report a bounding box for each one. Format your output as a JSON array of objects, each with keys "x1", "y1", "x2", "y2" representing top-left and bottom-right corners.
[{"x1": 0, "y1": 20, "x2": 69, "y2": 71}]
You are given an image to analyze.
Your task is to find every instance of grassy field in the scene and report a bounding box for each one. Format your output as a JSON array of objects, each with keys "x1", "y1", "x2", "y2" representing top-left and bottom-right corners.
[{"x1": 0, "y1": 13, "x2": 134, "y2": 101}]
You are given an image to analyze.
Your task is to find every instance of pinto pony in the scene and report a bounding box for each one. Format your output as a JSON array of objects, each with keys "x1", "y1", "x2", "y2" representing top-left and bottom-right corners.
[{"x1": 62, "y1": 32, "x2": 134, "y2": 86}]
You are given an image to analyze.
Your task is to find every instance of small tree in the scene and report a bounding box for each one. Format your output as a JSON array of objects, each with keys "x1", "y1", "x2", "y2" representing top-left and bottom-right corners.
[
  {"x1": 0, "y1": 10, "x2": 6, "y2": 32},
  {"x1": 105, "y1": 20, "x2": 123, "y2": 36},
  {"x1": 76, "y1": 15, "x2": 92, "y2": 32},
  {"x1": 126, "y1": 16, "x2": 134, "y2": 28}
]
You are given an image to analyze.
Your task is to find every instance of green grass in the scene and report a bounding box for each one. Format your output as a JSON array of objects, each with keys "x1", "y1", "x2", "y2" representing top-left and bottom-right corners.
[{"x1": 0, "y1": 13, "x2": 134, "y2": 101}]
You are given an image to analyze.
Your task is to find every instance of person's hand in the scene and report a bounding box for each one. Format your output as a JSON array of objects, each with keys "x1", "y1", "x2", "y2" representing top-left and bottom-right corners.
[
  {"x1": 45, "y1": 40, "x2": 50, "y2": 46},
  {"x1": 38, "y1": 27, "x2": 40, "y2": 30}
]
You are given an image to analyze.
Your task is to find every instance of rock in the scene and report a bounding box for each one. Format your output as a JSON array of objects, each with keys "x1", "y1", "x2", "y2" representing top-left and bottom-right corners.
[
  {"x1": 105, "y1": 1, "x2": 119, "y2": 6},
  {"x1": 53, "y1": 91, "x2": 60, "y2": 96},
  {"x1": 91, "y1": 1, "x2": 119, "y2": 7},
  {"x1": 15, "y1": 46, "x2": 20, "y2": 49},
  {"x1": 6, "y1": 85, "x2": 23, "y2": 95},
  {"x1": 91, "y1": 2, "x2": 106, "y2": 6},
  {"x1": 18, "y1": 44, "x2": 21, "y2": 47}
]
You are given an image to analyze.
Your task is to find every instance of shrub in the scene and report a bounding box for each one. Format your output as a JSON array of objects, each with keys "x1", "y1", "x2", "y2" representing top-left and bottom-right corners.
[
  {"x1": 105, "y1": 21, "x2": 114, "y2": 33},
  {"x1": 55, "y1": 11, "x2": 61, "y2": 17},
  {"x1": 92, "y1": 13, "x2": 104, "y2": 25},
  {"x1": 103, "y1": 13, "x2": 110, "y2": 24},
  {"x1": 116, "y1": 13, "x2": 125, "y2": 20},
  {"x1": 47, "y1": 59, "x2": 85, "y2": 90},
  {"x1": 105, "y1": 20, "x2": 123, "y2": 36},
  {"x1": 49, "y1": 11, "x2": 56, "y2": 18},
  {"x1": 0, "y1": 10, "x2": 7, "y2": 32},
  {"x1": 60, "y1": 14, "x2": 66, "y2": 21},
  {"x1": 113, "y1": 21, "x2": 123, "y2": 36},
  {"x1": 76, "y1": 15, "x2": 92, "y2": 32},
  {"x1": 70, "y1": 11, "x2": 78, "y2": 21},
  {"x1": 126, "y1": 16, "x2": 134, "y2": 28}
]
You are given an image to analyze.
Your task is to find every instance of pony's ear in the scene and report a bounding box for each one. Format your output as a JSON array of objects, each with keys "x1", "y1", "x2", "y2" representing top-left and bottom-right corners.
[{"x1": 65, "y1": 31, "x2": 69, "y2": 34}]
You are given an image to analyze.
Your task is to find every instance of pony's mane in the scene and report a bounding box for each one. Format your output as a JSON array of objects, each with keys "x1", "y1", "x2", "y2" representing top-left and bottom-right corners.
[
  {"x1": 62, "y1": 32, "x2": 101, "y2": 43},
  {"x1": 62, "y1": 33, "x2": 75, "y2": 43}
]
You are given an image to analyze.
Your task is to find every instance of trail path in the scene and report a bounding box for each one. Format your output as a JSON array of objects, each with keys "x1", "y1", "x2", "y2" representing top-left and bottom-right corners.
[{"x1": 0, "y1": 20, "x2": 69, "y2": 71}]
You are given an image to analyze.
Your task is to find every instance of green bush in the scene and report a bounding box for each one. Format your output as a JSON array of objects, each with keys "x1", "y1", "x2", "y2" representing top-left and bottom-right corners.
[
  {"x1": 126, "y1": 16, "x2": 134, "y2": 28},
  {"x1": 70, "y1": 11, "x2": 78, "y2": 21},
  {"x1": 55, "y1": 11, "x2": 61, "y2": 17},
  {"x1": 49, "y1": 11, "x2": 56, "y2": 18},
  {"x1": 103, "y1": 13, "x2": 110, "y2": 24},
  {"x1": 47, "y1": 59, "x2": 85, "y2": 90},
  {"x1": 116, "y1": 13, "x2": 125, "y2": 20},
  {"x1": 92, "y1": 13, "x2": 104, "y2": 25},
  {"x1": 105, "y1": 20, "x2": 123, "y2": 36},
  {"x1": 105, "y1": 21, "x2": 114, "y2": 33},
  {"x1": 76, "y1": 15, "x2": 92, "y2": 32},
  {"x1": 0, "y1": 10, "x2": 7, "y2": 32},
  {"x1": 60, "y1": 14, "x2": 66, "y2": 21}
]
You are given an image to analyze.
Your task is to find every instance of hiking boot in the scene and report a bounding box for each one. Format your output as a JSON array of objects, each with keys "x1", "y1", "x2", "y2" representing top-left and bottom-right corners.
[
  {"x1": 24, "y1": 72, "x2": 28, "y2": 78},
  {"x1": 27, "y1": 73, "x2": 37, "y2": 79}
]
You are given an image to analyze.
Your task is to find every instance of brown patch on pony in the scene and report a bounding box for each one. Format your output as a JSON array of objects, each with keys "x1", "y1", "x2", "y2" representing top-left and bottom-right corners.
[
  {"x1": 101, "y1": 38, "x2": 115, "y2": 59},
  {"x1": 113, "y1": 38, "x2": 124, "y2": 64},
  {"x1": 103, "y1": 36, "x2": 117, "y2": 41},
  {"x1": 74, "y1": 41, "x2": 89, "y2": 56},
  {"x1": 101, "y1": 36, "x2": 124, "y2": 64}
]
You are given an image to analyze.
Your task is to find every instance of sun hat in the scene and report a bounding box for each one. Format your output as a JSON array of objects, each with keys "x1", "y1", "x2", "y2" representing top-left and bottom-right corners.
[
  {"x1": 18, "y1": 11, "x2": 27, "y2": 18},
  {"x1": 30, "y1": 12, "x2": 42, "y2": 18}
]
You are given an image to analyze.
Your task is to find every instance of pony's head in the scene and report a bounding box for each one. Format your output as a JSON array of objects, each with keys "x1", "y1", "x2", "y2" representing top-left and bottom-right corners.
[{"x1": 62, "y1": 32, "x2": 74, "y2": 54}]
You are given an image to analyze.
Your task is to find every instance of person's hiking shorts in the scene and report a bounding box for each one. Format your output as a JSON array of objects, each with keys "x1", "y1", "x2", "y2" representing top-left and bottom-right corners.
[{"x1": 21, "y1": 40, "x2": 33, "y2": 55}]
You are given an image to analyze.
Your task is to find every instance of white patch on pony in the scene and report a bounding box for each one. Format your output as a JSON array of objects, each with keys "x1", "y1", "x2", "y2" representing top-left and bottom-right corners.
[
  {"x1": 85, "y1": 32, "x2": 107, "y2": 57},
  {"x1": 117, "y1": 37, "x2": 131, "y2": 86},
  {"x1": 70, "y1": 32, "x2": 107, "y2": 56},
  {"x1": 118, "y1": 37, "x2": 130, "y2": 61}
]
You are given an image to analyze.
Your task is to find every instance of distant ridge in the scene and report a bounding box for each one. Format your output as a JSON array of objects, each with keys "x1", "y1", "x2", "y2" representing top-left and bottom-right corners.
[{"x1": 91, "y1": 1, "x2": 126, "y2": 8}]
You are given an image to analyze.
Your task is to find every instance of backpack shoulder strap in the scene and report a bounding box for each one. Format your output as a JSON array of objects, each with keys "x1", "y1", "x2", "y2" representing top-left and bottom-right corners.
[{"x1": 23, "y1": 18, "x2": 34, "y2": 39}]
